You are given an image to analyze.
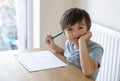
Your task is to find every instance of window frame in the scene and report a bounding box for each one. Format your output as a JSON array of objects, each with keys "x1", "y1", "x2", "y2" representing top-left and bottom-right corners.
[{"x1": 16, "y1": 0, "x2": 40, "y2": 50}]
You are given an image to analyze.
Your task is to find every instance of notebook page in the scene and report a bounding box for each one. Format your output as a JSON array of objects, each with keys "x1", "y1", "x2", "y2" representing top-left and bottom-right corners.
[{"x1": 14, "y1": 51, "x2": 67, "y2": 72}]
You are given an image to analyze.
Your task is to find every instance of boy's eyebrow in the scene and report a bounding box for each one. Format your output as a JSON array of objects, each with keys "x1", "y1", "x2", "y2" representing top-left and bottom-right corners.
[
  {"x1": 78, "y1": 22, "x2": 84, "y2": 25},
  {"x1": 78, "y1": 23, "x2": 86, "y2": 26},
  {"x1": 66, "y1": 25, "x2": 71, "y2": 28}
]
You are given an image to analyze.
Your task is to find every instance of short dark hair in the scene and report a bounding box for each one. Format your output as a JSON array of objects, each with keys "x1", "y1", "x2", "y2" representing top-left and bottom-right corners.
[{"x1": 60, "y1": 8, "x2": 91, "y2": 31}]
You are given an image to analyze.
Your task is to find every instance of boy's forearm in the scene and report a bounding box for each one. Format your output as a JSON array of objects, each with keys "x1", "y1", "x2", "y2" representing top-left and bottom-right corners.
[
  {"x1": 51, "y1": 45, "x2": 64, "y2": 55},
  {"x1": 79, "y1": 40, "x2": 97, "y2": 76}
]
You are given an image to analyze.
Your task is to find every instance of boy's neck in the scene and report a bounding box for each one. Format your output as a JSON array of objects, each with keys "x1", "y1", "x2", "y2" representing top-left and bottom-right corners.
[{"x1": 73, "y1": 43, "x2": 79, "y2": 50}]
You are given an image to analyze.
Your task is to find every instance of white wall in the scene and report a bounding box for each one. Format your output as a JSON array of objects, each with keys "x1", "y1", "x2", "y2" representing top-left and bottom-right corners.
[
  {"x1": 40, "y1": 0, "x2": 120, "y2": 47},
  {"x1": 40, "y1": 0, "x2": 75, "y2": 47},
  {"x1": 74, "y1": 0, "x2": 120, "y2": 32}
]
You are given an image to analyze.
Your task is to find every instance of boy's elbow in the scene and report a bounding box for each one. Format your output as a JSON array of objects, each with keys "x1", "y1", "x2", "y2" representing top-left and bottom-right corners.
[
  {"x1": 83, "y1": 72, "x2": 91, "y2": 77},
  {"x1": 82, "y1": 64, "x2": 97, "y2": 77},
  {"x1": 82, "y1": 70, "x2": 94, "y2": 77}
]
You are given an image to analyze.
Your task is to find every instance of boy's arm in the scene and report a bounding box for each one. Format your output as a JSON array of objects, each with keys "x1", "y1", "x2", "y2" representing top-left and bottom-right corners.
[
  {"x1": 50, "y1": 44, "x2": 64, "y2": 55},
  {"x1": 78, "y1": 31, "x2": 98, "y2": 76},
  {"x1": 45, "y1": 34, "x2": 64, "y2": 55}
]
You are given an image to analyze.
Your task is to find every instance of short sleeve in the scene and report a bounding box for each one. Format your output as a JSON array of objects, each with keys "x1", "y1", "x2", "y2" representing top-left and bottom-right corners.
[{"x1": 89, "y1": 47, "x2": 104, "y2": 66}]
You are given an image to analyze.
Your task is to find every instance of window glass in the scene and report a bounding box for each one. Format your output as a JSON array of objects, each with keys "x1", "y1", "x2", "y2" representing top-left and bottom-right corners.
[
  {"x1": 0, "y1": 0, "x2": 18, "y2": 51},
  {"x1": 0, "y1": 0, "x2": 38, "y2": 51}
]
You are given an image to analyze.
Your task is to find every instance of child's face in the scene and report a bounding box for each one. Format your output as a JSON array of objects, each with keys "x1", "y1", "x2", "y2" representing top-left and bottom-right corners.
[{"x1": 64, "y1": 20, "x2": 88, "y2": 44}]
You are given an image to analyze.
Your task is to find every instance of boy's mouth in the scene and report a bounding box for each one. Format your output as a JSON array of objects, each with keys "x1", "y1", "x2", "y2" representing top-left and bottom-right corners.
[
  {"x1": 73, "y1": 36, "x2": 81, "y2": 39},
  {"x1": 73, "y1": 33, "x2": 86, "y2": 39}
]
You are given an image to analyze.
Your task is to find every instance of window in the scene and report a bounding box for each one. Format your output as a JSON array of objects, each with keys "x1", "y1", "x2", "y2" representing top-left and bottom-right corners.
[
  {"x1": 0, "y1": 0, "x2": 28, "y2": 51},
  {"x1": 0, "y1": 0, "x2": 40, "y2": 51},
  {"x1": 17, "y1": 0, "x2": 40, "y2": 50},
  {"x1": 0, "y1": 0, "x2": 18, "y2": 51}
]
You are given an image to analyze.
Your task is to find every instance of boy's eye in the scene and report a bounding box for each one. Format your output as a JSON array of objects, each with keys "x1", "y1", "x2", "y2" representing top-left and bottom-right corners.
[
  {"x1": 67, "y1": 28, "x2": 72, "y2": 31},
  {"x1": 79, "y1": 27, "x2": 83, "y2": 29}
]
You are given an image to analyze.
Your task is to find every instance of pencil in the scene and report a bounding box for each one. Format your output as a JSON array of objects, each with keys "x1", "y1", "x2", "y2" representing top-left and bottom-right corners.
[
  {"x1": 52, "y1": 32, "x2": 63, "y2": 39},
  {"x1": 47, "y1": 32, "x2": 63, "y2": 44}
]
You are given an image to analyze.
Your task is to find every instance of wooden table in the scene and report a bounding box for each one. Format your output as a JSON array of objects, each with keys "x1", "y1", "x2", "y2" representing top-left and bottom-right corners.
[{"x1": 0, "y1": 47, "x2": 94, "y2": 81}]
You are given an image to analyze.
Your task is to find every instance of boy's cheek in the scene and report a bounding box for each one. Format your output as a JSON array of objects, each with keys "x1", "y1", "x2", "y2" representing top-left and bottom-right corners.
[{"x1": 80, "y1": 32, "x2": 87, "y2": 37}]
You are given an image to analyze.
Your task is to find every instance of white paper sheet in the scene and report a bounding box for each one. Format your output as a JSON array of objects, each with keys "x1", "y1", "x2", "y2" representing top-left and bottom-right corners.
[{"x1": 14, "y1": 51, "x2": 67, "y2": 72}]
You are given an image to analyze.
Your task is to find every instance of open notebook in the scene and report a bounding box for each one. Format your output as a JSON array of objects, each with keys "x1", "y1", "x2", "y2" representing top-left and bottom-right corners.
[{"x1": 14, "y1": 51, "x2": 67, "y2": 72}]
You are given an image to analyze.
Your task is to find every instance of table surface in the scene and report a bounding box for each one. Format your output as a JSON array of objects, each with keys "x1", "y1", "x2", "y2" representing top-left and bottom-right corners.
[{"x1": 0, "y1": 47, "x2": 94, "y2": 81}]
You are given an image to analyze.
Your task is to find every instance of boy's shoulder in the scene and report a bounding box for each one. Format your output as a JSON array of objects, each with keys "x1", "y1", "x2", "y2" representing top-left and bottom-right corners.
[
  {"x1": 65, "y1": 40, "x2": 72, "y2": 47},
  {"x1": 87, "y1": 40, "x2": 103, "y2": 50},
  {"x1": 65, "y1": 40, "x2": 71, "y2": 44}
]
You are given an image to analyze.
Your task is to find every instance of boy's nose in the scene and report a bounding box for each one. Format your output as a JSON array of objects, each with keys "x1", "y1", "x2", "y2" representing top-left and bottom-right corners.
[{"x1": 72, "y1": 30, "x2": 80, "y2": 36}]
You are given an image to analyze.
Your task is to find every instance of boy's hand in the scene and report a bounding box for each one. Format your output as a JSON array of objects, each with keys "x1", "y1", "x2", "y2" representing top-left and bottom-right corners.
[
  {"x1": 45, "y1": 34, "x2": 56, "y2": 48},
  {"x1": 79, "y1": 31, "x2": 92, "y2": 43}
]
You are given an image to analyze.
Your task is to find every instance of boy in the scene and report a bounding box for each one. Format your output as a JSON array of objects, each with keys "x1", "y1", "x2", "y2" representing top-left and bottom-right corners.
[{"x1": 45, "y1": 8, "x2": 103, "y2": 80}]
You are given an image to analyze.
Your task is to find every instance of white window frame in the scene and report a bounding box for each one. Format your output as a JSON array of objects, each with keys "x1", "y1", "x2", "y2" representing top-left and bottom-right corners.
[
  {"x1": 33, "y1": 0, "x2": 40, "y2": 48},
  {"x1": 26, "y1": 0, "x2": 40, "y2": 49},
  {"x1": 16, "y1": 0, "x2": 40, "y2": 50},
  {"x1": 16, "y1": 0, "x2": 27, "y2": 50}
]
